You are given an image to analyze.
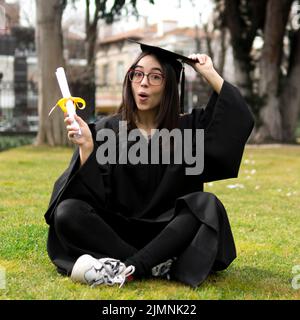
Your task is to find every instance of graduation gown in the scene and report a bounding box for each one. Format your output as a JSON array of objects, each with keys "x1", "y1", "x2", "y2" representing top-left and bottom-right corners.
[{"x1": 44, "y1": 80, "x2": 255, "y2": 287}]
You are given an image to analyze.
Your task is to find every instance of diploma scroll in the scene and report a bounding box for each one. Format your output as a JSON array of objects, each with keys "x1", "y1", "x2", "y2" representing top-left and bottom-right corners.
[{"x1": 55, "y1": 67, "x2": 82, "y2": 136}]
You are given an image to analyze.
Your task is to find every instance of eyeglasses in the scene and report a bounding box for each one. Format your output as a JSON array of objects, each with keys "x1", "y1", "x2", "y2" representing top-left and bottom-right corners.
[{"x1": 128, "y1": 69, "x2": 164, "y2": 86}]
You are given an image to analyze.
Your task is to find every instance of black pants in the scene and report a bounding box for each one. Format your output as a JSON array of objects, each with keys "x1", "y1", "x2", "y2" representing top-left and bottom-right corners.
[{"x1": 54, "y1": 199, "x2": 200, "y2": 278}]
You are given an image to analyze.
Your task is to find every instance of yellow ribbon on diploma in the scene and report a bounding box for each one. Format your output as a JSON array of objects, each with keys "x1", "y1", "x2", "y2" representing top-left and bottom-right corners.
[{"x1": 48, "y1": 97, "x2": 86, "y2": 116}]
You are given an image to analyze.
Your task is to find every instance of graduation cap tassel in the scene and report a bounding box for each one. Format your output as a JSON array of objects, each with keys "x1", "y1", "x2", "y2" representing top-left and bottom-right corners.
[{"x1": 180, "y1": 64, "x2": 185, "y2": 114}]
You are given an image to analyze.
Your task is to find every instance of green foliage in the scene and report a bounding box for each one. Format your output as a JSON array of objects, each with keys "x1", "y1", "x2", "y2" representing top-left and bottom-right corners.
[
  {"x1": 0, "y1": 135, "x2": 35, "y2": 152},
  {"x1": 71, "y1": 0, "x2": 155, "y2": 24},
  {"x1": 102, "y1": 0, "x2": 155, "y2": 23},
  {"x1": 0, "y1": 145, "x2": 299, "y2": 299}
]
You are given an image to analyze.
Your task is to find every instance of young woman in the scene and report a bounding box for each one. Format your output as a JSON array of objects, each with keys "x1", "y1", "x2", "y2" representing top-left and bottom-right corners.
[{"x1": 44, "y1": 41, "x2": 254, "y2": 288}]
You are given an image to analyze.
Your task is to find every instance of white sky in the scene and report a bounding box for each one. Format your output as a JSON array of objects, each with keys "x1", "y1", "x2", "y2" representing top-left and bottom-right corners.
[
  {"x1": 136, "y1": 0, "x2": 213, "y2": 27},
  {"x1": 12, "y1": 0, "x2": 213, "y2": 30}
]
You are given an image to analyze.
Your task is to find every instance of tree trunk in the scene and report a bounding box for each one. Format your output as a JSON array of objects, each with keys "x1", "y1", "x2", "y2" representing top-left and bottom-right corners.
[
  {"x1": 223, "y1": 0, "x2": 262, "y2": 99},
  {"x1": 254, "y1": 0, "x2": 293, "y2": 143},
  {"x1": 35, "y1": 0, "x2": 68, "y2": 146},
  {"x1": 232, "y1": 58, "x2": 253, "y2": 99},
  {"x1": 217, "y1": 28, "x2": 227, "y2": 76},
  {"x1": 280, "y1": 29, "x2": 300, "y2": 143},
  {"x1": 86, "y1": 27, "x2": 97, "y2": 70},
  {"x1": 81, "y1": 0, "x2": 97, "y2": 121},
  {"x1": 85, "y1": 0, "x2": 98, "y2": 67}
]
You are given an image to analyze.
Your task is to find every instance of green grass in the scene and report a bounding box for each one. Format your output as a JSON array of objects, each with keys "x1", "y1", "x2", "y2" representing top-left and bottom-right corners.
[{"x1": 0, "y1": 145, "x2": 299, "y2": 300}]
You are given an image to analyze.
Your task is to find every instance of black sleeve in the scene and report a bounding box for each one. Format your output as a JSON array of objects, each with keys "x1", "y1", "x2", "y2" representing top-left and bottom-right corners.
[
  {"x1": 191, "y1": 80, "x2": 255, "y2": 182},
  {"x1": 44, "y1": 117, "x2": 110, "y2": 225}
]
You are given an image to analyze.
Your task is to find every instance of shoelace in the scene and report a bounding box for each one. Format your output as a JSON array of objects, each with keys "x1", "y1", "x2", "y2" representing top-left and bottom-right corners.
[
  {"x1": 114, "y1": 266, "x2": 135, "y2": 288},
  {"x1": 87, "y1": 265, "x2": 112, "y2": 287},
  {"x1": 91, "y1": 274, "x2": 113, "y2": 287},
  {"x1": 101, "y1": 259, "x2": 123, "y2": 277},
  {"x1": 91, "y1": 265, "x2": 135, "y2": 288}
]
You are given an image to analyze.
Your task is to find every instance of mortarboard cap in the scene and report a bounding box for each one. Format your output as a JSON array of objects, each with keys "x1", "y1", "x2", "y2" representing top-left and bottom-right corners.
[{"x1": 128, "y1": 39, "x2": 194, "y2": 113}]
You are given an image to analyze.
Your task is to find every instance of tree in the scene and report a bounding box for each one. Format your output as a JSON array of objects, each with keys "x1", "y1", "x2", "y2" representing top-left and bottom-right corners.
[
  {"x1": 84, "y1": 0, "x2": 155, "y2": 65},
  {"x1": 280, "y1": 28, "x2": 300, "y2": 142},
  {"x1": 223, "y1": 0, "x2": 267, "y2": 98},
  {"x1": 35, "y1": 0, "x2": 68, "y2": 146},
  {"x1": 76, "y1": 0, "x2": 154, "y2": 121},
  {"x1": 255, "y1": 0, "x2": 293, "y2": 142},
  {"x1": 214, "y1": 0, "x2": 300, "y2": 143}
]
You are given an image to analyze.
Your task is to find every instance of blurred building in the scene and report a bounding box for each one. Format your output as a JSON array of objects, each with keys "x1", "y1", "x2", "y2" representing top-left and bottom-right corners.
[
  {"x1": 0, "y1": 0, "x2": 19, "y2": 34},
  {"x1": 0, "y1": 0, "x2": 86, "y2": 133},
  {"x1": 0, "y1": 0, "x2": 37, "y2": 132}
]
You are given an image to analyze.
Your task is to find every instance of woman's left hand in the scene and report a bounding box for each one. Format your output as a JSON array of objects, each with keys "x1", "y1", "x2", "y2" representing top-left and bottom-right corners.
[
  {"x1": 187, "y1": 53, "x2": 224, "y2": 94},
  {"x1": 188, "y1": 53, "x2": 214, "y2": 77}
]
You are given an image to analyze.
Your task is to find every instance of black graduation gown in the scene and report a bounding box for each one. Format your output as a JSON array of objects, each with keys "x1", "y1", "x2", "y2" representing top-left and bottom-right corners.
[{"x1": 44, "y1": 80, "x2": 255, "y2": 287}]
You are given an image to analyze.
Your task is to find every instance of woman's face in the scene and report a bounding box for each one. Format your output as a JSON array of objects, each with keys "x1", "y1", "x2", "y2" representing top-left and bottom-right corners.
[{"x1": 130, "y1": 54, "x2": 165, "y2": 112}]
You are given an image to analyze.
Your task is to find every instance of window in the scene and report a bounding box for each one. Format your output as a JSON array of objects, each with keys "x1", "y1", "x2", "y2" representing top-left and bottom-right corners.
[
  {"x1": 102, "y1": 64, "x2": 109, "y2": 86},
  {"x1": 116, "y1": 61, "x2": 124, "y2": 84}
]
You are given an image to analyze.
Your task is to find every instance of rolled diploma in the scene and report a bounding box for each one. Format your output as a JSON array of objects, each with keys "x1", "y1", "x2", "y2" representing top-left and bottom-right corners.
[{"x1": 55, "y1": 67, "x2": 81, "y2": 135}]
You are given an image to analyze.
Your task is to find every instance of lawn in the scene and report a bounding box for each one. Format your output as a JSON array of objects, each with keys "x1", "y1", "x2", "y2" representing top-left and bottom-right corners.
[{"x1": 0, "y1": 144, "x2": 299, "y2": 300}]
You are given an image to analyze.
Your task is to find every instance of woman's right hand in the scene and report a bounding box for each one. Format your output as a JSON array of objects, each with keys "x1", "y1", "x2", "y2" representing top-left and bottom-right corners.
[{"x1": 64, "y1": 113, "x2": 94, "y2": 165}]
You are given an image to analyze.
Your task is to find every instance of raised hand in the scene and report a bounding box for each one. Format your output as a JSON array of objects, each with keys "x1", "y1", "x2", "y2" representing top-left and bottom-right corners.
[{"x1": 187, "y1": 53, "x2": 224, "y2": 94}]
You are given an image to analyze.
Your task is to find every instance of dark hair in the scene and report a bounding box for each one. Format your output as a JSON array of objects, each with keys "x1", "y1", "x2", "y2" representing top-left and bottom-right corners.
[{"x1": 118, "y1": 51, "x2": 180, "y2": 131}]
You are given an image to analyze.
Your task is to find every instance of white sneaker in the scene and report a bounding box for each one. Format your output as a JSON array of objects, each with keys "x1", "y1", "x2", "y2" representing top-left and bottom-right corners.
[
  {"x1": 70, "y1": 254, "x2": 135, "y2": 288},
  {"x1": 98, "y1": 257, "x2": 127, "y2": 277}
]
